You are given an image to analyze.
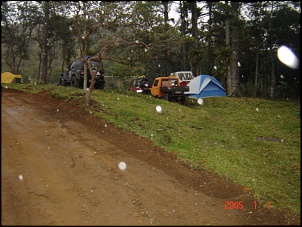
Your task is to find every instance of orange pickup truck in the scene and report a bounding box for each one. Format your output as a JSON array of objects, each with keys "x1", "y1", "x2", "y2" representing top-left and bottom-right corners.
[{"x1": 149, "y1": 76, "x2": 189, "y2": 105}]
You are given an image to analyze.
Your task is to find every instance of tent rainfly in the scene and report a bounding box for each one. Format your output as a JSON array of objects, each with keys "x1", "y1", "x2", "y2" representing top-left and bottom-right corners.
[
  {"x1": 185, "y1": 74, "x2": 226, "y2": 99},
  {"x1": 1, "y1": 72, "x2": 23, "y2": 84}
]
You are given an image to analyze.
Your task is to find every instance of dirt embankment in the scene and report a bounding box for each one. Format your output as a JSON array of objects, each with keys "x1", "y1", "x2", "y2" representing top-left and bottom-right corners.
[{"x1": 1, "y1": 89, "x2": 300, "y2": 226}]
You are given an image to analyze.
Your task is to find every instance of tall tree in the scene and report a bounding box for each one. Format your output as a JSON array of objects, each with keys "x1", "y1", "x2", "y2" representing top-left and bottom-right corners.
[
  {"x1": 229, "y1": 1, "x2": 240, "y2": 97},
  {"x1": 268, "y1": 2, "x2": 276, "y2": 98},
  {"x1": 225, "y1": 1, "x2": 232, "y2": 96},
  {"x1": 244, "y1": 2, "x2": 267, "y2": 97},
  {"x1": 180, "y1": 1, "x2": 189, "y2": 70},
  {"x1": 189, "y1": 1, "x2": 200, "y2": 77},
  {"x1": 162, "y1": 1, "x2": 172, "y2": 75},
  {"x1": 206, "y1": 1, "x2": 214, "y2": 76},
  {"x1": 70, "y1": 1, "x2": 167, "y2": 104},
  {"x1": 41, "y1": 1, "x2": 50, "y2": 84},
  {"x1": 71, "y1": 1, "x2": 109, "y2": 101}
]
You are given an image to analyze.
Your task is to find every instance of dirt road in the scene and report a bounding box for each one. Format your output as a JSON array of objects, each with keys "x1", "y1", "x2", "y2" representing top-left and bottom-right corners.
[{"x1": 1, "y1": 89, "x2": 299, "y2": 225}]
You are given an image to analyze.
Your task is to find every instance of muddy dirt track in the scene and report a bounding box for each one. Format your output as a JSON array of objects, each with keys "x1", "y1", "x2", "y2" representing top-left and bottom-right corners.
[{"x1": 1, "y1": 88, "x2": 300, "y2": 226}]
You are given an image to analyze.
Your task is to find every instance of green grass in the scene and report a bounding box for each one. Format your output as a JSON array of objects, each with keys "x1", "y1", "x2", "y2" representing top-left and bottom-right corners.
[{"x1": 3, "y1": 83, "x2": 301, "y2": 216}]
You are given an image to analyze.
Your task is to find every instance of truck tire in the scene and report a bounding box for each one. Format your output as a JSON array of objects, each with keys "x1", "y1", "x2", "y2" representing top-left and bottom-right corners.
[
  {"x1": 71, "y1": 76, "x2": 79, "y2": 88},
  {"x1": 58, "y1": 79, "x2": 63, "y2": 86},
  {"x1": 162, "y1": 94, "x2": 169, "y2": 101},
  {"x1": 61, "y1": 79, "x2": 66, "y2": 86},
  {"x1": 95, "y1": 81, "x2": 105, "y2": 90},
  {"x1": 181, "y1": 95, "x2": 189, "y2": 105}
]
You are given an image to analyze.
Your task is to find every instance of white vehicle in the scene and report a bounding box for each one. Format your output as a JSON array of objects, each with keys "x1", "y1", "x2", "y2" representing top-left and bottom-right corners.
[{"x1": 169, "y1": 71, "x2": 194, "y2": 86}]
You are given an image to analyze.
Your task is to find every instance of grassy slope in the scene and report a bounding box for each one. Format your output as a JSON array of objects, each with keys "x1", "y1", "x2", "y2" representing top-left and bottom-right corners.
[{"x1": 3, "y1": 84, "x2": 301, "y2": 215}]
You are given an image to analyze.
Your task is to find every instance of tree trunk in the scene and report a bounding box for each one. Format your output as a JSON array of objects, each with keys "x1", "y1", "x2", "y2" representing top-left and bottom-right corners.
[
  {"x1": 191, "y1": 1, "x2": 199, "y2": 77},
  {"x1": 83, "y1": 2, "x2": 88, "y2": 94},
  {"x1": 269, "y1": 4, "x2": 275, "y2": 98},
  {"x1": 207, "y1": 2, "x2": 213, "y2": 76},
  {"x1": 86, "y1": 74, "x2": 95, "y2": 105},
  {"x1": 37, "y1": 53, "x2": 42, "y2": 83},
  {"x1": 85, "y1": 54, "x2": 102, "y2": 105},
  {"x1": 225, "y1": 6, "x2": 231, "y2": 96},
  {"x1": 180, "y1": 1, "x2": 188, "y2": 70},
  {"x1": 163, "y1": 1, "x2": 171, "y2": 75},
  {"x1": 42, "y1": 2, "x2": 50, "y2": 84},
  {"x1": 254, "y1": 51, "x2": 259, "y2": 97},
  {"x1": 229, "y1": 1, "x2": 240, "y2": 97}
]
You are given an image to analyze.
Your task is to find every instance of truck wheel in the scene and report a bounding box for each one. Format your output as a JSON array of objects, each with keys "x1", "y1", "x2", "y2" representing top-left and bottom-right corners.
[
  {"x1": 162, "y1": 94, "x2": 169, "y2": 101},
  {"x1": 61, "y1": 79, "x2": 66, "y2": 86},
  {"x1": 95, "y1": 81, "x2": 105, "y2": 90},
  {"x1": 71, "y1": 76, "x2": 79, "y2": 88},
  {"x1": 181, "y1": 95, "x2": 189, "y2": 105}
]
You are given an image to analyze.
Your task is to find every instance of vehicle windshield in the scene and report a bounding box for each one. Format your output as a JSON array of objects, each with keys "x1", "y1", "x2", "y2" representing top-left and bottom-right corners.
[
  {"x1": 163, "y1": 79, "x2": 178, "y2": 83},
  {"x1": 162, "y1": 79, "x2": 178, "y2": 86},
  {"x1": 90, "y1": 61, "x2": 100, "y2": 68}
]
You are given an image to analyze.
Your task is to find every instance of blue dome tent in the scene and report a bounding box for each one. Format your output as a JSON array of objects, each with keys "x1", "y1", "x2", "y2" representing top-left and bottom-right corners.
[{"x1": 185, "y1": 75, "x2": 226, "y2": 99}]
